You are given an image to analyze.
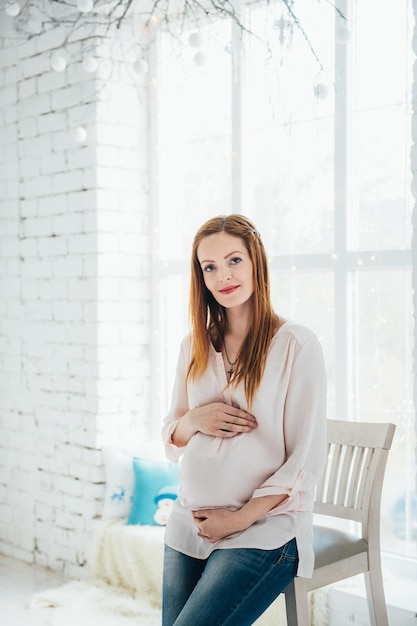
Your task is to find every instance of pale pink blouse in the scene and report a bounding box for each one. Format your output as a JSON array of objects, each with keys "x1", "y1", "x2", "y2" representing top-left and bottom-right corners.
[{"x1": 162, "y1": 320, "x2": 327, "y2": 577}]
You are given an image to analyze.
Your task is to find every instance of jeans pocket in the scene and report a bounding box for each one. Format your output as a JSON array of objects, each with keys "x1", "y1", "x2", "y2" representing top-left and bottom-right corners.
[{"x1": 274, "y1": 537, "x2": 299, "y2": 567}]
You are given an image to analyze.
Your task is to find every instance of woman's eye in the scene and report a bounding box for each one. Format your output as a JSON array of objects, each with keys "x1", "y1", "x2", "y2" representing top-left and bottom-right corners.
[
  {"x1": 203, "y1": 264, "x2": 215, "y2": 272},
  {"x1": 230, "y1": 257, "x2": 241, "y2": 265}
]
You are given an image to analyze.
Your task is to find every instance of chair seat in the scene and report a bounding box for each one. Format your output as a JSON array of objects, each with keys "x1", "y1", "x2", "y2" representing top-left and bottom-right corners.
[{"x1": 313, "y1": 525, "x2": 368, "y2": 569}]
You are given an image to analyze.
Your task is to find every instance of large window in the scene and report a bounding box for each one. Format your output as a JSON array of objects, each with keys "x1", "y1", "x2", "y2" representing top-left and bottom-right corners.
[{"x1": 151, "y1": 0, "x2": 415, "y2": 569}]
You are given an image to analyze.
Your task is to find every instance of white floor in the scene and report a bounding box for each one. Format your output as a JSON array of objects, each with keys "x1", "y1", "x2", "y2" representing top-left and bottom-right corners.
[
  {"x1": 1, "y1": 552, "x2": 416, "y2": 626},
  {"x1": 0, "y1": 554, "x2": 68, "y2": 626}
]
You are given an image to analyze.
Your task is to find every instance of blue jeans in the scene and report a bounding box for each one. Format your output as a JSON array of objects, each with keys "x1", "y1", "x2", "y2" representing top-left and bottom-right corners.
[{"x1": 162, "y1": 538, "x2": 298, "y2": 626}]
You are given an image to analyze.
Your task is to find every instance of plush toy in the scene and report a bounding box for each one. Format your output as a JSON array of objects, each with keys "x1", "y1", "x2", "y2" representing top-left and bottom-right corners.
[{"x1": 153, "y1": 486, "x2": 179, "y2": 526}]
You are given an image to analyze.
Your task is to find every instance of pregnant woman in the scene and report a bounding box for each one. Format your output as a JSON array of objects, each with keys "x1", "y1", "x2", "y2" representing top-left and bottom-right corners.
[{"x1": 161, "y1": 214, "x2": 327, "y2": 626}]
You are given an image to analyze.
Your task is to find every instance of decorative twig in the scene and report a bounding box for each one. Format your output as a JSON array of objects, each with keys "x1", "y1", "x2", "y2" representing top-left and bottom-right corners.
[
  {"x1": 114, "y1": 0, "x2": 135, "y2": 28},
  {"x1": 322, "y1": 0, "x2": 346, "y2": 21},
  {"x1": 281, "y1": 0, "x2": 325, "y2": 73},
  {"x1": 2, "y1": 0, "x2": 343, "y2": 76}
]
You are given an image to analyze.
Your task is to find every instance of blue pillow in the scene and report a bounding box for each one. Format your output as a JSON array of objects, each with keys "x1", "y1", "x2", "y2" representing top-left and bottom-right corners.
[{"x1": 127, "y1": 457, "x2": 180, "y2": 526}]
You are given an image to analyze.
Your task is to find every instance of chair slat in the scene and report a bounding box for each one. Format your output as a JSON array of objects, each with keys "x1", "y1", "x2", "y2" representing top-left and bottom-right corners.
[
  {"x1": 336, "y1": 445, "x2": 355, "y2": 506},
  {"x1": 326, "y1": 443, "x2": 342, "y2": 503},
  {"x1": 355, "y1": 447, "x2": 376, "y2": 509},
  {"x1": 346, "y1": 446, "x2": 365, "y2": 508}
]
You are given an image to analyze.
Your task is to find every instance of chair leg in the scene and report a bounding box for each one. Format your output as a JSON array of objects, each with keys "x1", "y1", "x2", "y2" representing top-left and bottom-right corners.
[
  {"x1": 364, "y1": 570, "x2": 389, "y2": 626},
  {"x1": 284, "y1": 579, "x2": 310, "y2": 626}
]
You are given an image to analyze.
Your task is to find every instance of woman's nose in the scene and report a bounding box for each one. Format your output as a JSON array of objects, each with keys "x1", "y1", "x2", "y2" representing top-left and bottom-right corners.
[{"x1": 218, "y1": 269, "x2": 232, "y2": 282}]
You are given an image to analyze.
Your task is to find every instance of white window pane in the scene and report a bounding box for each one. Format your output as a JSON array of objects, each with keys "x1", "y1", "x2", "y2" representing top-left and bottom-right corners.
[
  {"x1": 158, "y1": 136, "x2": 232, "y2": 258},
  {"x1": 349, "y1": 0, "x2": 412, "y2": 251},
  {"x1": 352, "y1": 0, "x2": 412, "y2": 110},
  {"x1": 157, "y1": 273, "x2": 190, "y2": 419},
  {"x1": 245, "y1": 2, "x2": 335, "y2": 126},
  {"x1": 350, "y1": 105, "x2": 412, "y2": 251},
  {"x1": 245, "y1": 118, "x2": 334, "y2": 254},
  {"x1": 270, "y1": 270, "x2": 335, "y2": 417},
  {"x1": 350, "y1": 269, "x2": 416, "y2": 558},
  {"x1": 243, "y1": 3, "x2": 335, "y2": 253},
  {"x1": 157, "y1": 22, "x2": 233, "y2": 261}
]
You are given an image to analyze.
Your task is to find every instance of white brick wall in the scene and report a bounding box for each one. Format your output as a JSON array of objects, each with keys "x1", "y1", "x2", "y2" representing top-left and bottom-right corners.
[{"x1": 0, "y1": 18, "x2": 151, "y2": 577}]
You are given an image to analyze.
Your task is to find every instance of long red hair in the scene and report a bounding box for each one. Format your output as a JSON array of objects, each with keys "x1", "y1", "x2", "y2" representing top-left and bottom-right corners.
[{"x1": 187, "y1": 214, "x2": 279, "y2": 409}]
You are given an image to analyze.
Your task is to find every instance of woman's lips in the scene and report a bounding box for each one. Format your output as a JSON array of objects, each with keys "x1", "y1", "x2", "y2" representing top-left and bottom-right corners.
[{"x1": 219, "y1": 285, "x2": 239, "y2": 295}]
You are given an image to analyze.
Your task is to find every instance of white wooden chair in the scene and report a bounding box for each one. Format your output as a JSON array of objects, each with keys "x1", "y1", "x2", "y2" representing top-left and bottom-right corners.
[{"x1": 284, "y1": 419, "x2": 396, "y2": 626}]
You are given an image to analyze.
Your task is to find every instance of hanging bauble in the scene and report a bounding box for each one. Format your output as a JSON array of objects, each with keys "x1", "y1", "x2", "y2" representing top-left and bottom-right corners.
[
  {"x1": 133, "y1": 58, "x2": 149, "y2": 75},
  {"x1": 73, "y1": 126, "x2": 87, "y2": 143},
  {"x1": 51, "y1": 52, "x2": 67, "y2": 72},
  {"x1": 314, "y1": 83, "x2": 328, "y2": 99},
  {"x1": 194, "y1": 51, "x2": 207, "y2": 66},
  {"x1": 335, "y1": 26, "x2": 350, "y2": 44},
  {"x1": 82, "y1": 56, "x2": 98, "y2": 72},
  {"x1": 77, "y1": 0, "x2": 94, "y2": 13},
  {"x1": 5, "y1": 2, "x2": 21, "y2": 16},
  {"x1": 188, "y1": 32, "x2": 203, "y2": 48}
]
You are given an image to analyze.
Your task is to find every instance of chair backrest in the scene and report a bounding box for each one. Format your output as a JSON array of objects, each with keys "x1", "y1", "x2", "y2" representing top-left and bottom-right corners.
[{"x1": 314, "y1": 420, "x2": 396, "y2": 527}]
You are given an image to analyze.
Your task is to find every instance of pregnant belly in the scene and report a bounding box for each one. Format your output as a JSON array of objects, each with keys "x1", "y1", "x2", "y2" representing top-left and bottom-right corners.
[{"x1": 179, "y1": 431, "x2": 279, "y2": 510}]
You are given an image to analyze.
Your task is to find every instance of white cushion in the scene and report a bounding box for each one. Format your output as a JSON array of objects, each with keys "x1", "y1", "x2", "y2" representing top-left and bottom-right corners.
[{"x1": 101, "y1": 442, "x2": 165, "y2": 519}]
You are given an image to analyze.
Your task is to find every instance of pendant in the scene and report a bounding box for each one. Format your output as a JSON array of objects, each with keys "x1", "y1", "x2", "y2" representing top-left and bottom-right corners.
[{"x1": 227, "y1": 368, "x2": 233, "y2": 377}]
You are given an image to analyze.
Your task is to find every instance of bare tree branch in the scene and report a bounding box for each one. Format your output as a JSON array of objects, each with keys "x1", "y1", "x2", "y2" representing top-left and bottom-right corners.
[
  {"x1": 322, "y1": 0, "x2": 346, "y2": 21},
  {"x1": 115, "y1": 0, "x2": 135, "y2": 28},
  {"x1": 281, "y1": 0, "x2": 325, "y2": 73},
  {"x1": 1, "y1": 0, "x2": 344, "y2": 75}
]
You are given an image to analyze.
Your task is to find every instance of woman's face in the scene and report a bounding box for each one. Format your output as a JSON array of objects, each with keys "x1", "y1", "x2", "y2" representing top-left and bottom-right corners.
[{"x1": 197, "y1": 232, "x2": 254, "y2": 309}]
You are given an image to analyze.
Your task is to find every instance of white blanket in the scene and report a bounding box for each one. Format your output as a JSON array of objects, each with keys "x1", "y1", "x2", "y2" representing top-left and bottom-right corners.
[{"x1": 32, "y1": 520, "x2": 328, "y2": 626}]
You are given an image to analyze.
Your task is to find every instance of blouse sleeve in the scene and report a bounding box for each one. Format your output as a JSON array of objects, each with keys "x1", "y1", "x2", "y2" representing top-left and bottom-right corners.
[
  {"x1": 251, "y1": 333, "x2": 327, "y2": 514},
  {"x1": 161, "y1": 336, "x2": 191, "y2": 463}
]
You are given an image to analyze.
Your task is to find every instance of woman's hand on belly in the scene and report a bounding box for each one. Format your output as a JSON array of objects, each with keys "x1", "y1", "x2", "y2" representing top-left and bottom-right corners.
[
  {"x1": 192, "y1": 508, "x2": 250, "y2": 543},
  {"x1": 172, "y1": 402, "x2": 257, "y2": 447},
  {"x1": 192, "y1": 494, "x2": 290, "y2": 543}
]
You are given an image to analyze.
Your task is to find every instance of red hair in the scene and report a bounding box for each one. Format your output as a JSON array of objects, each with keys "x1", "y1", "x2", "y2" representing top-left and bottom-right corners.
[{"x1": 187, "y1": 214, "x2": 279, "y2": 409}]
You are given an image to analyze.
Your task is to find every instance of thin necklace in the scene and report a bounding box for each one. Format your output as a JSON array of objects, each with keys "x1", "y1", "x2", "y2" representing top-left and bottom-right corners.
[{"x1": 223, "y1": 342, "x2": 238, "y2": 377}]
